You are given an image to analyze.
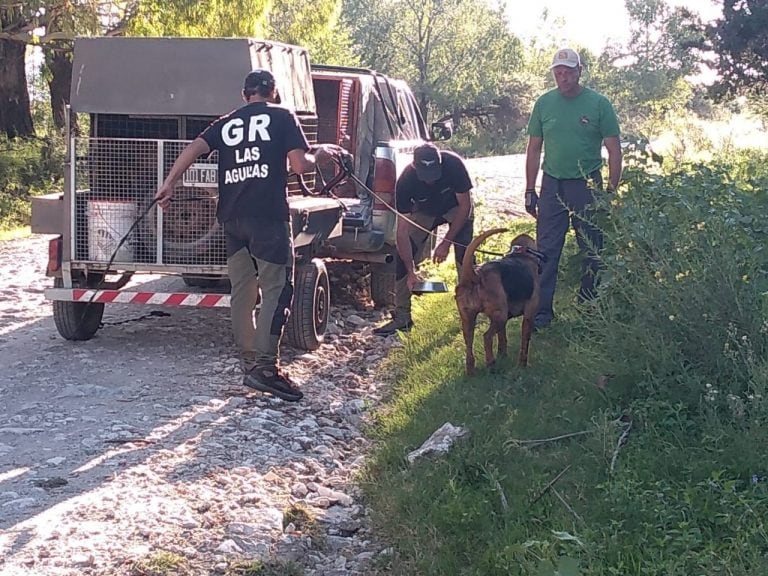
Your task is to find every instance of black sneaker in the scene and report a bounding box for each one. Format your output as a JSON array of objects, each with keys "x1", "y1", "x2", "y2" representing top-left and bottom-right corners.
[
  {"x1": 373, "y1": 318, "x2": 414, "y2": 336},
  {"x1": 243, "y1": 367, "x2": 304, "y2": 402}
]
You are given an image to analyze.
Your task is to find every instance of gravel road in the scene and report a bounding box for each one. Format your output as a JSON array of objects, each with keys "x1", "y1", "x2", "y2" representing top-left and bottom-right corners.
[{"x1": 0, "y1": 155, "x2": 526, "y2": 576}]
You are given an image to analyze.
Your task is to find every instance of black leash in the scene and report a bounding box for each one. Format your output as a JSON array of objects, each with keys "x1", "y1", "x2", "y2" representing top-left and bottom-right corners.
[
  {"x1": 343, "y1": 171, "x2": 517, "y2": 257},
  {"x1": 293, "y1": 147, "x2": 522, "y2": 258},
  {"x1": 71, "y1": 196, "x2": 210, "y2": 334}
]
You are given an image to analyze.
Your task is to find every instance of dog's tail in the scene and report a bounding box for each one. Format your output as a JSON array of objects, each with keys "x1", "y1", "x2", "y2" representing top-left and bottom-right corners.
[{"x1": 459, "y1": 227, "x2": 508, "y2": 285}]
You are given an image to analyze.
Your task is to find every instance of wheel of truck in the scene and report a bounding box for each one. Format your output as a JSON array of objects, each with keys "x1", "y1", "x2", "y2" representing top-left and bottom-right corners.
[
  {"x1": 370, "y1": 265, "x2": 396, "y2": 308},
  {"x1": 285, "y1": 259, "x2": 330, "y2": 351},
  {"x1": 52, "y1": 276, "x2": 105, "y2": 341},
  {"x1": 182, "y1": 273, "x2": 227, "y2": 289}
]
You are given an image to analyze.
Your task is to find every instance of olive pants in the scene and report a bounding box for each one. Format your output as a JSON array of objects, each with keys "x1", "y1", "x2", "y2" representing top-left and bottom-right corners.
[{"x1": 224, "y1": 218, "x2": 294, "y2": 372}]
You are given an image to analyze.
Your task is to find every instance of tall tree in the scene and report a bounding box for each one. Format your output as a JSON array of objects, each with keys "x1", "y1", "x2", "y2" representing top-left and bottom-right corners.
[
  {"x1": 706, "y1": 0, "x2": 768, "y2": 100},
  {"x1": 40, "y1": 0, "x2": 102, "y2": 130},
  {"x1": 124, "y1": 0, "x2": 270, "y2": 37},
  {"x1": 590, "y1": 0, "x2": 705, "y2": 137},
  {"x1": 267, "y1": 0, "x2": 357, "y2": 65},
  {"x1": 125, "y1": 0, "x2": 356, "y2": 66},
  {"x1": 343, "y1": 0, "x2": 523, "y2": 124},
  {"x1": 0, "y1": 2, "x2": 35, "y2": 138}
]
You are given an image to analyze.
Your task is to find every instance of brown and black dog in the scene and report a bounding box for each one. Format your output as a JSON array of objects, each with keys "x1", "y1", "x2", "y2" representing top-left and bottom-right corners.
[{"x1": 454, "y1": 228, "x2": 544, "y2": 375}]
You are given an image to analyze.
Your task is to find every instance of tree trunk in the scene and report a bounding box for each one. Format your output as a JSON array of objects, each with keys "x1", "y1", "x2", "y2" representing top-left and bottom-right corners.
[
  {"x1": 0, "y1": 7, "x2": 34, "y2": 139},
  {"x1": 44, "y1": 44, "x2": 73, "y2": 131}
]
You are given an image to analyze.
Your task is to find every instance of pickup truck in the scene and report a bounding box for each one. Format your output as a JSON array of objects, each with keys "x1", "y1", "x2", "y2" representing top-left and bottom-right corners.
[{"x1": 31, "y1": 37, "x2": 451, "y2": 350}]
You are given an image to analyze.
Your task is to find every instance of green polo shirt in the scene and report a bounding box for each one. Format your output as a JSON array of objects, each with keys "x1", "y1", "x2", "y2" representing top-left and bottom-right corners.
[{"x1": 527, "y1": 87, "x2": 620, "y2": 180}]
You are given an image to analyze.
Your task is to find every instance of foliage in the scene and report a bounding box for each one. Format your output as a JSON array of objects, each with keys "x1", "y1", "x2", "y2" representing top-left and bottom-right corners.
[
  {"x1": 0, "y1": 134, "x2": 64, "y2": 228},
  {"x1": 125, "y1": 0, "x2": 357, "y2": 66},
  {"x1": 267, "y1": 0, "x2": 357, "y2": 65},
  {"x1": 125, "y1": 0, "x2": 270, "y2": 37},
  {"x1": 705, "y1": 0, "x2": 768, "y2": 102},
  {"x1": 342, "y1": 0, "x2": 524, "y2": 129},
  {"x1": 576, "y1": 150, "x2": 768, "y2": 411},
  {"x1": 589, "y1": 0, "x2": 706, "y2": 139},
  {"x1": 362, "y1": 151, "x2": 768, "y2": 575}
]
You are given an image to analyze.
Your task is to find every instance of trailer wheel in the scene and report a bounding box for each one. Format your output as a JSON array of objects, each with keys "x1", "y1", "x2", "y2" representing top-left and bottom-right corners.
[
  {"x1": 285, "y1": 259, "x2": 329, "y2": 351},
  {"x1": 370, "y1": 265, "x2": 396, "y2": 308},
  {"x1": 52, "y1": 276, "x2": 104, "y2": 341}
]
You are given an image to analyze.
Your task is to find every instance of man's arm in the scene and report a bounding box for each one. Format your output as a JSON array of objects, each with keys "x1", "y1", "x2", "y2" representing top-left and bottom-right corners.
[
  {"x1": 433, "y1": 191, "x2": 471, "y2": 264},
  {"x1": 288, "y1": 148, "x2": 316, "y2": 175},
  {"x1": 155, "y1": 137, "x2": 210, "y2": 209},
  {"x1": 524, "y1": 136, "x2": 543, "y2": 218},
  {"x1": 603, "y1": 136, "x2": 622, "y2": 191},
  {"x1": 525, "y1": 136, "x2": 543, "y2": 190},
  {"x1": 288, "y1": 144, "x2": 342, "y2": 176}
]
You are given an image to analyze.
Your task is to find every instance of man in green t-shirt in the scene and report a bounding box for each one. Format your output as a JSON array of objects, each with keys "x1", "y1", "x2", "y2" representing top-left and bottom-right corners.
[{"x1": 524, "y1": 47, "x2": 622, "y2": 330}]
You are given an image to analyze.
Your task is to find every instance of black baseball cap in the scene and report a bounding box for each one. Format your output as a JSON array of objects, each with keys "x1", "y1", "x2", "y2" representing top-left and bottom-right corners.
[
  {"x1": 413, "y1": 143, "x2": 442, "y2": 181},
  {"x1": 243, "y1": 69, "x2": 276, "y2": 92}
]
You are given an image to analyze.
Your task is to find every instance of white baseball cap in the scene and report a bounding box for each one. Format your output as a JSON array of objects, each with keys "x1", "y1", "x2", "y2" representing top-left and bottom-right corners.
[{"x1": 550, "y1": 48, "x2": 581, "y2": 69}]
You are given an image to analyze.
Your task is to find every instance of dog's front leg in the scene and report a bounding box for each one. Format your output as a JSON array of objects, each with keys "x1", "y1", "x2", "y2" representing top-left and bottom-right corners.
[{"x1": 460, "y1": 313, "x2": 479, "y2": 376}]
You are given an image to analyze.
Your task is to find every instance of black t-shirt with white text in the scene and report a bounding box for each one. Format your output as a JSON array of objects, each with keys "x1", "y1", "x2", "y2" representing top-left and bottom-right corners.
[
  {"x1": 201, "y1": 102, "x2": 309, "y2": 222},
  {"x1": 395, "y1": 151, "x2": 473, "y2": 217}
]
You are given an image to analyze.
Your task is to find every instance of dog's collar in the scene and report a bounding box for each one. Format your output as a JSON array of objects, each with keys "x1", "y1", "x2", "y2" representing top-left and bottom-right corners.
[
  {"x1": 504, "y1": 245, "x2": 547, "y2": 273},
  {"x1": 504, "y1": 245, "x2": 548, "y2": 263}
]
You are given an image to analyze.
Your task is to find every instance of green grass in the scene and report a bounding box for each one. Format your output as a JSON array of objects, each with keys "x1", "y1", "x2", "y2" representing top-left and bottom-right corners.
[
  {"x1": 131, "y1": 550, "x2": 189, "y2": 576},
  {"x1": 361, "y1": 162, "x2": 768, "y2": 576}
]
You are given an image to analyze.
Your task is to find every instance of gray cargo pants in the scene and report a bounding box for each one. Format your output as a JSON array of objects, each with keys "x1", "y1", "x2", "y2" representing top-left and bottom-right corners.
[
  {"x1": 393, "y1": 205, "x2": 474, "y2": 322},
  {"x1": 535, "y1": 171, "x2": 603, "y2": 327},
  {"x1": 224, "y1": 219, "x2": 294, "y2": 373}
]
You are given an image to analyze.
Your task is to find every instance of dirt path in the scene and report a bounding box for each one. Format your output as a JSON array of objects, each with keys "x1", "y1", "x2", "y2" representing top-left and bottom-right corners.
[{"x1": 0, "y1": 155, "x2": 526, "y2": 576}]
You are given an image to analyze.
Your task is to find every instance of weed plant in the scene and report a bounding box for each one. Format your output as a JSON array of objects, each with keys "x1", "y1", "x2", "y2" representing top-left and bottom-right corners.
[{"x1": 362, "y1": 150, "x2": 768, "y2": 575}]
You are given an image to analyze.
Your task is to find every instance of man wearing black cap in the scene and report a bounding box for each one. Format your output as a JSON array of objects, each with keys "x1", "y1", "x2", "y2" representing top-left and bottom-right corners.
[
  {"x1": 373, "y1": 143, "x2": 473, "y2": 336},
  {"x1": 156, "y1": 69, "x2": 332, "y2": 401}
]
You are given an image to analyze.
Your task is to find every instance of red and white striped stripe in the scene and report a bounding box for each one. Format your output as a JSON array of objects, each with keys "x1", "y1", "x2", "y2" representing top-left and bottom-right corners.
[{"x1": 45, "y1": 288, "x2": 233, "y2": 308}]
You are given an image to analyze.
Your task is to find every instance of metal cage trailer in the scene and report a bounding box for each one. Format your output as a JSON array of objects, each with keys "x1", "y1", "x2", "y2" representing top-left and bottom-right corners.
[{"x1": 31, "y1": 37, "x2": 348, "y2": 351}]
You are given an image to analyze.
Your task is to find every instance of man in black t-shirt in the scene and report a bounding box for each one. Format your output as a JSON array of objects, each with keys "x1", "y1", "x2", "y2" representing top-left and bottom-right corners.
[
  {"x1": 373, "y1": 143, "x2": 474, "y2": 336},
  {"x1": 156, "y1": 69, "x2": 332, "y2": 401}
]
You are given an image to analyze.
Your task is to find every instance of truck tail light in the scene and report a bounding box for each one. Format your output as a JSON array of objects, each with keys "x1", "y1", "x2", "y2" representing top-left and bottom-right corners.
[
  {"x1": 372, "y1": 157, "x2": 395, "y2": 209},
  {"x1": 47, "y1": 235, "x2": 62, "y2": 275}
]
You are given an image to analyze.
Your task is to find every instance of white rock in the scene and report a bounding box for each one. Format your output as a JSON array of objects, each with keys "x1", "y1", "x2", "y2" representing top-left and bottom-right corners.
[
  {"x1": 0, "y1": 427, "x2": 43, "y2": 434},
  {"x1": 406, "y1": 422, "x2": 470, "y2": 464},
  {"x1": 292, "y1": 482, "x2": 309, "y2": 498},
  {"x1": 2, "y1": 497, "x2": 37, "y2": 508},
  {"x1": 216, "y1": 539, "x2": 243, "y2": 554}
]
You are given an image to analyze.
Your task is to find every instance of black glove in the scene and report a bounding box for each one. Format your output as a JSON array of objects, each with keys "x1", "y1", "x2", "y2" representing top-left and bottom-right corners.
[{"x1": 525, "y1": 189, "x2": 538, "y2": 218}]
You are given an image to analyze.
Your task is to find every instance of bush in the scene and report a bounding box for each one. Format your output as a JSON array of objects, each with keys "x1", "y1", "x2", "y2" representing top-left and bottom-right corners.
[
  {"x1": 574, "y1": 149, "x2": 768, "y2": 416},
  {"x1": 0, "y1": 135, "x2": 65, "y2": 229}
]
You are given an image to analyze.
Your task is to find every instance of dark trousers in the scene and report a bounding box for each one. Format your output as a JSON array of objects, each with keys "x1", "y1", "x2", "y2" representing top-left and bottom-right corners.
[{"x1": 535, "y1": 171, "x2": 603, "y2": 324}]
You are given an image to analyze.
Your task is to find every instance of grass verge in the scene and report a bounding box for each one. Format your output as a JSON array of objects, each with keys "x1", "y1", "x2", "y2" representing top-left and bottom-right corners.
[{"x1": 362, "y1": 202, "x2": 768, "y2": 575}]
